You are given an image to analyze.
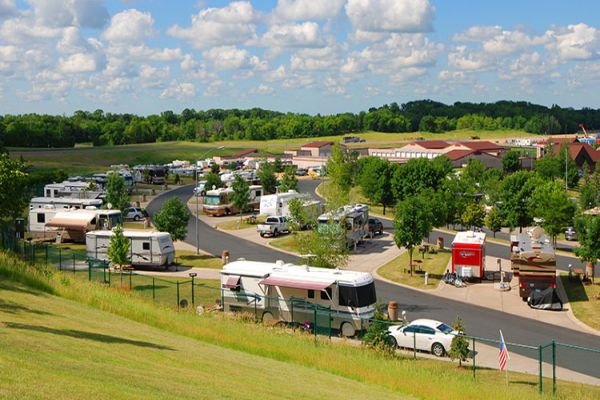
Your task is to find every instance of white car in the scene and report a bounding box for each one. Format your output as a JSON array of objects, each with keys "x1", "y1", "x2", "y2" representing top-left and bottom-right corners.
[
  {"x1": 193, "y1": 181, "x2": 208, "y2": 196},
  {"x1": 387, "y1": 319, "x2": 457, "y2": 357},
  {"x1": 125, "y1": 207, "x2": 147, "y2": 221}
]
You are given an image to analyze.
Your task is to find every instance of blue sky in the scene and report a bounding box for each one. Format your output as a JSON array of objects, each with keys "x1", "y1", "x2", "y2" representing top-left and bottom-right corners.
[{"x1": 2, "y1": 0, "x2": 600, "y2": 115}]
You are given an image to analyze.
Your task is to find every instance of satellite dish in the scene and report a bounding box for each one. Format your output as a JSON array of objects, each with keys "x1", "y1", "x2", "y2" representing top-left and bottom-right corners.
[{"x1": 107, "y1": 203, "x2": 113, "y2": 209}]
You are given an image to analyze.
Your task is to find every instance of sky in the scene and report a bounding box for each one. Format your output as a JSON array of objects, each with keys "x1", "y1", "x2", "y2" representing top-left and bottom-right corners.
[{"x1": 2, "y1": 0, "x2": 600, "y2": 116}]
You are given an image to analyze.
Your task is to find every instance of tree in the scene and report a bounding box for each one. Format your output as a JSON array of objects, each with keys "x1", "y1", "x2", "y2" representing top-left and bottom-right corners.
[
  {"x1": 575, "y1": 215, "x2": 600, "y2": 282},
  {"x1": 107, "y1": 225, "x2": 130, "y2": 269},
  {"x1": 358, "y1": 157, "x2": 394, "y2": 215},
  {"x1": 231, "y1": 174, "x2": 250, "y2": 223},
  {"x1": 460, "y1": 202, "x2": 486, "y2": 230},
  {"x1": 0, "y1": 152, "x2": 29, "y2": 219},
  {"x1": 152, "y1": 198, "x2": 191, "y2": 241},
  {"x1": 558, "y1": 143, "x2": 580, "y2": 189},
  {"x1": 299, "y1": 222, "x2": 348, "y2": 269},
  {"x1": 279, "y1": 166, "x2": 298, "y2": 193},
  {"x1": 502, "y1": 150, "x2": 520, "y2": 173},
  {"x1": 204, "y1": 172, "x2": 222, "y2": 191},
  {"x1": 393, "y1": 195, "x2": 433, "y2": 276},
  {"x1": 258, "y1": 161, "x2": 278, "y2": 194},
  {"x1": 447, "y1": 317, "x2": 470, "y2": 366},
  {"x1": 485, "y1": 206, "x2": 503, "y2": 237},
  {"x1": 105, "y1": 172, "x2": 129, "y2": 212},
  {"x1": 529, "y1": 180, "x2": 576, "y2": 245},
  {"x1": 499, "y1": 171, "x2": 542, "y2": 232},
  {"x1": 326, "y1": 143, "x2": 353, "y2": 208},
  {"x1": 287, "y1": 197, "x2": 315, "y2": 231},
  {"x1": 579, "y1": 171, "x2": 600, "y2": 210}
]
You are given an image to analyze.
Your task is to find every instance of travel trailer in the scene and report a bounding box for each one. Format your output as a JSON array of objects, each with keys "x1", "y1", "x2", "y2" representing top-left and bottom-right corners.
[
  {"x1": 510, "y1": 227, "x2": 557, "y2": 300},
  {"x1": 29, "y1": 207, "x2": 122, "y2": 242},
  {"x1": 132, "y1": 165, "x2": 166, "y2": 185},
  {"x1": 220, "y1": 259, "x2": 377, "y2": 337},
  {"x1": 29, "y1": 197, "x2": 103, "y2": 211},
  {"x1": 44, "y1": 181, "x2": 104, "y2": 199},
  {"x1": 317, "y1": 204, "x2": 369, "y2": 248},
  {"x1": 259, "y1": 190, "x2": 303, "y2": 216},
  {"x1": 203, "y1": 185, "x2": 263, "y2": 216},
  {"x1": 86, "y1": 230, "x2": 175, "y2": 268}
]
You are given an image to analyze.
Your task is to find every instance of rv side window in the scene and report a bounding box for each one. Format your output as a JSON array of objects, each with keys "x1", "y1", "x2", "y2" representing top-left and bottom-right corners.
[
  {"x1": 37, "y1": 213, "x2": 45, "y2": 223},
  {"x1": 307, "y1": 290, "x2": 314, "y2": 299},
  {"x1": 142, "y1": 242, "x2": 150, "y2": 251},
  {"x1": 320, "y1": 287, "x2": 332, "y2": 300},
  {"x1": 45, "y1": 189, "x2": 51, "y2": 197}
]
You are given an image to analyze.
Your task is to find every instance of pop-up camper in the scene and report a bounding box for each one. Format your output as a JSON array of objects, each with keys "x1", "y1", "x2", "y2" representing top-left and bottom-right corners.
[{"x1": 86, "y1": 230, "x2": 175, "y2": 268}]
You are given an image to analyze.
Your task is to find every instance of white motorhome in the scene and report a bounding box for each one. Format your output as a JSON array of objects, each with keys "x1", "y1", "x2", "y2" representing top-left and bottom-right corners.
[
  {"x1": 86, "y1": 230, "x2": 175, "y2": 268},
  {"x1": 44, "y1": 181, "x2": 104, "y2": 199},
  {"x1": 317, "y1": 204, "x2": 369, "y2": 248},
  {"x1": 203, "y1": 185, "x2": 263, "y2": 216},
  {"x1": 29, "y1": 197, "x2": 103, "y2": 211},
  {"x1": 220, "y1": 259, "x2": 377, "y2": 337},
  {"x1": 29, "y1": 207, "x2": 122, "y2": 242}
]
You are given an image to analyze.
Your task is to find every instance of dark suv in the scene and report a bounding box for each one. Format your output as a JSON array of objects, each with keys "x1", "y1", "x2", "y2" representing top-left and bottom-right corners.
[{"x1": 368, "y1": 217, "x2": 383, "y2": 236}]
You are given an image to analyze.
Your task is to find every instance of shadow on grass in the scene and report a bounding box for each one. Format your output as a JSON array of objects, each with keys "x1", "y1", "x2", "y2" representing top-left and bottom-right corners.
[
  {"x1": 560, "y1": 276, "x2": 589, "y2": 303},
  {"x1": 0, "y1": 282, "x2": 45, "y2": 296},
  {"x1": 3, "y1": 322, "x2": 174, "y2": 350},
  {"x1": 0, "y1": 299, "x2": 54, "y2": 316}
]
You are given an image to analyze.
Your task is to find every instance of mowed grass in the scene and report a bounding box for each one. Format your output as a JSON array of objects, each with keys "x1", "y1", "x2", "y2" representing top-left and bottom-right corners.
[
  {"x1": 1, "y1": 252, "x2": 598, "y2": 400},
  {"x1": 269, "y1": 231, "x2": 309, "y2": 254},
  {"x1": 216, "y1": 215, "x2": 266, "y2": 230},
  {"x1": 0, "y1": 282, "x2": 411, "y2": 400},
  {"x1": 560, "y1": 274, "x2": 600, "y2": 331},
  {"x1": 378, "y1": 249, "x2": 452, "y2": 290},
  {"x1": 173, "y1": 249, "x2": 223, "y2": 270}
]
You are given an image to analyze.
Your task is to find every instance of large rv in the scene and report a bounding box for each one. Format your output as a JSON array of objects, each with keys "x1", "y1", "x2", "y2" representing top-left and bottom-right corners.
[
  {"x1": 44, "y1": 181, "x2": 104, "y2": 199},
  {"x1": 86, "y1": 230, "x2": 175, "y2": 268},
  {"x1": 133, "y1": 165, "x2": 166, "y2": 185},
  {"x1": 259, "y1": 190, "x2": 303, "y2": 216},
  {"x1": 29, "y1": 207, "x2": 122, "y2": 242},
  {"x1": 203, "y1": 185, "x2": 263, "y2": 216},
  {"x1": 220, "y1": 259, "x2": 377, "y2": 337},
  {"x1": 510, "y1": 227, "x2": 557, "y2": 300},
  {"x1": 317, "y1": 204, "x2": 369, "y2": 248},
  {"x1": 29, "y1": 197, "x2": 103, "y2": 211}
]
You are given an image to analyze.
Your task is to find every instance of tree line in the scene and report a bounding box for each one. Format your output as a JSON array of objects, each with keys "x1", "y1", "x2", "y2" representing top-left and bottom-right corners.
[{"x1": 2, "y1": 100, "x2": 600, "y2": 148}]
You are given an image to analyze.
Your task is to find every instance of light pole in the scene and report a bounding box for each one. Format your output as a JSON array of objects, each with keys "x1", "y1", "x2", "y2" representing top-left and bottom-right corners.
[
  {"x1": 195, "y1": 146, "x2": 224, "y2": 255},
  {"x1": 189, "y1": 272, "x2": 197, "y2": 305}
]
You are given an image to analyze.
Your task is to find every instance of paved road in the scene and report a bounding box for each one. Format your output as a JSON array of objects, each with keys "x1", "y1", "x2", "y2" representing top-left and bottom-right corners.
[{"x1": 147, "y1": 184, "x2": 599, "y2": 378}]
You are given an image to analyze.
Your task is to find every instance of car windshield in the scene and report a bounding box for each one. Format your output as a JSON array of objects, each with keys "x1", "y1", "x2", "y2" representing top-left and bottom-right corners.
[
  {"x1": 204, "y1": 195, "x2": 221, "y2": 205},
  {"x1": 437, "y1": 323, "x2": 454, "y2": 334}
]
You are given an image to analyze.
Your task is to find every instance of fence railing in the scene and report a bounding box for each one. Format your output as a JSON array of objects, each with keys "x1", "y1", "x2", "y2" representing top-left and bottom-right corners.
[{"x1": 1, "y1": 228, "x2": 599, "y2": 393}]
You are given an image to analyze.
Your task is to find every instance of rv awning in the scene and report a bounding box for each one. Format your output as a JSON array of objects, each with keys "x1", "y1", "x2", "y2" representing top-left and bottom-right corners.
[
  {"x1": 258, "y1": 276, "x2": 334, "y2": 291},
  {"x1": 223, "y1": 275, "x2": 241, "y2": 289},
  {"x1": 46, "y1": 214, "x2": 95, "y2": 230}
]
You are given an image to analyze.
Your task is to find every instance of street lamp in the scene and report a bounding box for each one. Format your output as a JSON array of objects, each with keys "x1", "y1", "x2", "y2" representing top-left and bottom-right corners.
[
  {"x1": 196, "y1": 146, "x2": 225, "y2": 255},
  {"x1": 189, "y1": 272, "x2": 197, "y2": 305}
]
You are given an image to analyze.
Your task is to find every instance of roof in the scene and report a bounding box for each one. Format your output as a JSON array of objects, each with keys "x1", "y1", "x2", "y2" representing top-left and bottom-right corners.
[
  {"x1": 409, "y1": 140, "x2": 449, "y2": 149},
  {"x1": 461, "y1": 141, "x2": 505, "y2": 151},
  {"x1": 46, "y1": 212, "x2": 96, "y2": 229},
  {"x1": 453, "y1": 231, "x2": 486, "y2": 245},
  {"x1": 86, "y1": 229, "x2": 171, "y2": 239},
  {"x1": 408, "y1": 319, "x2": 447, "y2": 328},
  {"x1": 301, "y1": 141, "x2": 334, "y2": 148},
  {"x1": 548, "y1": 142, "x2": 600, "y2": 161},
  {"x1": 231, "y1": 149, "x2": 258, "y2": 158},
  {"x1": 540, "y1": 137, "x2": 578, "y2": 146},
  {"x1": 221, "y1": 260, "x2": 373, "y2": 286},
  {"x1": 259, "y1": 276, "x2": 334, "y2": 291},
  {"x1": 444, "y1": 149, "x2": 477, "y2": 161}
]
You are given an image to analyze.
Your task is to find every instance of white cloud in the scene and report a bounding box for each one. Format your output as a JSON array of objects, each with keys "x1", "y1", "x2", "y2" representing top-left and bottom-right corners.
[
  {"x1": 257, "y1": 22, "x2": 325, "y2": 48},
  {"x1": 290, "y1": 46, "x2": 340, "y2": 71},
  {"x1": 273, "y1": 0, "x2": 345, "y2": 20},
  {"x1": 447, "y1": 45, "x2": 491, "y2": 71},
  {"x1": 252, "y1": 84, "x2": 274, "y2": 94},
  {"x1": 59, "y1": 52, "x2": 98, "y2": 73},
  {"x1": 204, "y1": 79, "x2": 224, "y2": 97},
  {"x1": 0, "y1": 45, "x2": 18, "y2": 62},
  {"x1": 0, "y1": 0, "x2": 16, "y2": 18},
  {"x1": 29, "y1": 0, "x2": 109, "y2": 29},
  {"x1": 139, "y1": 64, "x2": 170, "y2": 88},
  {"x1": 452, "y1": 25, "x2": 502, "y2": 42},
  {"x1": 202, "y1": 46, "x2": 266, "y2": 71},
  {"x1": 168, "y1": 1, "x2": 258, "y2": 49},
  {"x1": 103, "y1": 9, "x2": 155, "y2": 45},
  {"x1": 345, "y1": 0, "x2": 434, "y2": 33},
  {"x1": 545, "y1": 23, "x2": 600, "y2": 62},
  {"x1": 160, "y1": 81, "x2": 195, "y2": 100},
  {"x1": 263, "y1": 65, "x2": 287, "y2": 81}
]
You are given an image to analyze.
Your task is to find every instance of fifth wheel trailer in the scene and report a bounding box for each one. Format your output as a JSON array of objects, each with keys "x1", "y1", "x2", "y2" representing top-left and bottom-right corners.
[
  {"x1": 86, "y1": 230, "x2": 175, "y2": 268},
  {"x1": 220, "y1": 259, "x2": 377, "y2": 337}
]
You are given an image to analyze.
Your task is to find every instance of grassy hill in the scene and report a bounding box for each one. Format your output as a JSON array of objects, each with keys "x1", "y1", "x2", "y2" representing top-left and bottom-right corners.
[{"x1": 1, "y1": 252, "x2": 597, "y2": 400}]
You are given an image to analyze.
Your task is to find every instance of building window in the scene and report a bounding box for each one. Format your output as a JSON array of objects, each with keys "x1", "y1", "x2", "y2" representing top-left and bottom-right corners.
[
  {"x1": 142, "y1": 242, "x2": 150, "y2": 251},
  {"x1": 307, "y1": 290, "x2": 314, "y2": 299},
  {"x1": 37, "y1": 213, "x2": 45, "y2": 223}
]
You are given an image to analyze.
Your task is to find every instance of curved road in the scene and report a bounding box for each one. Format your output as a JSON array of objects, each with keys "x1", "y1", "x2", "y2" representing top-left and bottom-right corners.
[{"x1": 147, "y1": 183, "x2": 599, "y2": 378}]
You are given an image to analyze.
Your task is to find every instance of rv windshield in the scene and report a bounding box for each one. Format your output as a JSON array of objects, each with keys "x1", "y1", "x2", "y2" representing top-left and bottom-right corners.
[
  {"x1": 110, "y1": 213, "x2": 123, "y2": 227},
  {"x1": 204, "y1": 195, "x2": 222, "y2": 205},
  {"x1": 338, "y1": 282, "x2": 376, "y2": 308}
]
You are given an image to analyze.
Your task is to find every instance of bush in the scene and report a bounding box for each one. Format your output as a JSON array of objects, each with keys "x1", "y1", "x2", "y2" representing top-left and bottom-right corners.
[
  {"x1": 448, "y1": 316, "x2": 470, "y2": 366},
  {"x1": 362, "y1": 309, "x2": 396, "y2": 356}
]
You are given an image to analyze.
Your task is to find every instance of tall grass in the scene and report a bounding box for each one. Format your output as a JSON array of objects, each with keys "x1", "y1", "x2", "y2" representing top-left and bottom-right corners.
[{"x1": 0, "y1": 251, "x2": 596, "y2": 400}]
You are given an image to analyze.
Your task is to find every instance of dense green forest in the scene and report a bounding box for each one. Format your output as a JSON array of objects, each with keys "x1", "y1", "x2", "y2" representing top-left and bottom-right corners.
[{"x1": 1, "y1": 100, "x2": 599, "y2": 148}]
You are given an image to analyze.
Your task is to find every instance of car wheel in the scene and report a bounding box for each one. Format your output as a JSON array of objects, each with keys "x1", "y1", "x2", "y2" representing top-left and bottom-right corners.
[
  {"x1": 387, "y1": 335, "x2": 398, "y2": 348},
  {"x1": 340, "y1": 322, "x2": 356, "y2": 337},
  {"x1": 273, "y1": 229, "x2": 279, "y2": 237},
  {"x1": 134, "y1": 215, "x2": 141, "y2": 221},
  {"x1": 431, "y1": 343, "x2": 445, "y2": 357},
  {"x1": 260, "y1": 233, "x2": 265, "y2": 238},
  {"x1": 261, "y1": 312, "x2": 274, "y2": 323}
]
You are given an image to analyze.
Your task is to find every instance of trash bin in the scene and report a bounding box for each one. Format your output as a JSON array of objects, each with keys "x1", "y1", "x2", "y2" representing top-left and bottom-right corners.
[
  {"x1": 437, "y1": 237, "x2": 444, "y2": 250},
  {"x1": 387, "y1": 301, "x2": 398, "y2": 321}
]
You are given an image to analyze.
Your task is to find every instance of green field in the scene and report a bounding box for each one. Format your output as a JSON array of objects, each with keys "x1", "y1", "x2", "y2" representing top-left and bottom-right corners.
[
  {"x1": 378, "y1": 249, "x2": 452, "y2": 289},
  {"x1": 1, "y1": 251, "x2": 598, "y2": 400}
]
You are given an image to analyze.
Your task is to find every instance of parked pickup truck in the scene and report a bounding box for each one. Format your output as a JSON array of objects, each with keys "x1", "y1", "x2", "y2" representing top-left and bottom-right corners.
[{"x1": 257, "y1": 216, "x2": 289, "y2": 237}]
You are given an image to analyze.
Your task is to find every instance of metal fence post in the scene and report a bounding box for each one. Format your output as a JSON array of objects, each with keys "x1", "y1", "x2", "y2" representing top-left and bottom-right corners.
[
  {"x1": 328, "y1": 307, "x2": 331, "y2": 339},
  {"x1": 45, "y1": 245, "x2": 48, "y2": 266},
  {"x1": 176, "y1": 281, "x2": 180, "y2": 308},
  {"x1": 472, "y1": 337, "x2": 476, "y2": 378},
  {"x1": 191, "y1": 277, "x2": 195, "y2": 305},
  {"x1": 108, "y1": 268, "x2": 111, "y2": 286},
  {"x1": 552, "y1": 340, "x2": 556, "y2": 395},
  {"x1": 88, "y1": 261, "x2": 91, "y2": 281},
  {"x1": 152, "y1": 277, "x2": 156, "y2": 300},
  {"x1": 129, "y1": 271, "x2": 132, "y2": 290},
  {"x1": 72, "y1": 253, "x2": 75, "y2": 272},
  {"x1": 314, "y1": 307, "x2": 317, "y2": 339},
  {"x1": 59, "y1": 248, "x2": 62, "y2": 270},
  {"x1": 254, "y1": 296, "x2": 257, "y2": 322},
  {"x1": 413, "y1": 331, "x2": 417, "y2": 360},
  {"x1": 538, "y1": 345, "x2": 543, "y2": 395}
]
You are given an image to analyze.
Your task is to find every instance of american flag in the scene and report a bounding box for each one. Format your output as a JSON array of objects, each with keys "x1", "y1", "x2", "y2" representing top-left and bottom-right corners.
[{"x1": 499, "y1": 330, "x2": 509, "y2": 371}]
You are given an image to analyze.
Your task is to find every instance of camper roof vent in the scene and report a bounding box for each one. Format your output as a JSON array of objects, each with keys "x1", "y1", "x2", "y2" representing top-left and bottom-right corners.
[
  {"x1": 275, "y1": 260, "x2": 285, "y2": 267},
  {"x1": 333, "y1": 267, "x2": 342, "y2": 274},
  {"x1": 237, "y1": 257, "x2": 246, "y2": 261},
  {"x1": 85, "y1": 206, "x2": 97, "y2": 210}
]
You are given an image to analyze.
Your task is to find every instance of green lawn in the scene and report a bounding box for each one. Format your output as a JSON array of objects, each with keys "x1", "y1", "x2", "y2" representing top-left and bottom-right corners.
[
  {"x1": 174, "y1": 250, "x2": 223, "y2": 270},
  {"x1": 378, "y1": 249, "x2": 452, "y2": 290},
  {"x1": 269, "y1": 231, "x2": 309, "y2": 254},
  {"x1": 216, "y1": 215, "x2": 266, "y2": 230},
  {"x1": 1, "y1": 251, "x2": 598, "y2": 400},
  {"x1": 560, "y1": 274, "x2": 600, "y2": 331}
]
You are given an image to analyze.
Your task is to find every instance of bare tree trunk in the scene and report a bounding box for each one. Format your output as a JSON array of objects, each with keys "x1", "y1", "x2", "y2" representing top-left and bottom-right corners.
[{"x1": 409, "y1": 248, "x2": 414, "y2": 277}]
